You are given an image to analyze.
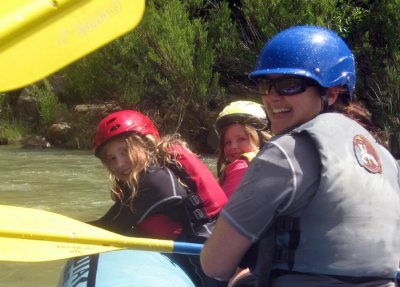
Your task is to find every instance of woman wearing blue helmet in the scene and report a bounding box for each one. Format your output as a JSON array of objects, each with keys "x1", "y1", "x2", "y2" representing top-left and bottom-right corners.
[{"x1": 201, "y1": 25, "x2": 400, "y2": 287}]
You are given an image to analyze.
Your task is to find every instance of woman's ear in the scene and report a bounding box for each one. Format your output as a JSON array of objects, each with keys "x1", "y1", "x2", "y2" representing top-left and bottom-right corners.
[{"x1": 327, "y1": 87, "x2": 340, "y2": 106}]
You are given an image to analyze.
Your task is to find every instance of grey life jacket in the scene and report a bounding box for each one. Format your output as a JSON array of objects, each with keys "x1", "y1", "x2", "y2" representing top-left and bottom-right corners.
[{"x1": 272, "y1": 113, "x2": 400, "y2": 279}]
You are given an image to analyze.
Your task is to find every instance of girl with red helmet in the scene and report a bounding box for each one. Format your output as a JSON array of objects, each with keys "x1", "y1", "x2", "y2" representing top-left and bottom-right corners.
[{"x1": 90, "y1": 110, "x2": 228, "y2": 287}]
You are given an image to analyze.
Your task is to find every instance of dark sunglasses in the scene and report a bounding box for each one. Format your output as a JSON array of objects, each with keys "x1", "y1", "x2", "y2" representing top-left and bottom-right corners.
[{"x1": 256, "y1": 77, "x2": 317, "y2": 96}]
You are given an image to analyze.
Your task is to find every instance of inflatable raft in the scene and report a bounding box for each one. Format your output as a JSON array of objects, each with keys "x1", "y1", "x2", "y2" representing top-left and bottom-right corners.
[
  {"x1": 58, "y1": 250, "x2": 195, "y2": 287},
  {"x1": 58, "y1": 249, "x2": 400, "y2": 287}
]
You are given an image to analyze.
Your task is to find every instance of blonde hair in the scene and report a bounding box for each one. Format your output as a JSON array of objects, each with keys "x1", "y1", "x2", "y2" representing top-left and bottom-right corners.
[
  {"x1": 99, "y1": 132, "x2": 190, "y2": 211},
  {"x1": 216, "y1": 124, "x2": 272, "y2": 178}
]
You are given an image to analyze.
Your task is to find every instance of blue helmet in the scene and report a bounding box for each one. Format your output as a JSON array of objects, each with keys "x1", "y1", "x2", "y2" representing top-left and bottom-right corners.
[{"x1": 249, "y1": 25, "x2": 356, "y2": 98}]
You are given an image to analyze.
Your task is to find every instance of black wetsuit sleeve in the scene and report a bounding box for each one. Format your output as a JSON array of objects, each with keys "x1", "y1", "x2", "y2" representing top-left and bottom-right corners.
[
  {"x1": 88, "y1": 167, "x2": 187, "y2": 234},
  {"x1": 88, "y1": 203, "x2": 135, "y2": 234}
]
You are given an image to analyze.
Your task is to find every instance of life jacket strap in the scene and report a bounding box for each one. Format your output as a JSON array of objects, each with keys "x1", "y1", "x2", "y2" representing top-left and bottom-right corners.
[
  {"x1": 275, "y1": 215, "x2": 300, "y2": 231},
  {"x1": 274, "y1": 216, "x2": 301, "y2": 270},
  {"x1": 185, "y1": 193, "x2": 213, "y2": 225}
]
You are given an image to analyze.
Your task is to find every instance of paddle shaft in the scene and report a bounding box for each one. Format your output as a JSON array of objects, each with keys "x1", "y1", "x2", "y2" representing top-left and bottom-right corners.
[{"x1": 0, "y1": 228, "x2": 203, "y2": 255}]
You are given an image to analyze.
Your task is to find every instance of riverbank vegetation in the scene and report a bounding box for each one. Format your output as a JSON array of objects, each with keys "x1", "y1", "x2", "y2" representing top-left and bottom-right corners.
[{"x1": 1, "y1": 0, "x2": 399, "y2": 155}]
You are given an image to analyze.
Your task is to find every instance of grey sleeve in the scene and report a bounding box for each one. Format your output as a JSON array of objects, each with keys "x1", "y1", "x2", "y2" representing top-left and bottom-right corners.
[{"x1": 221, "y1": 133, "x2": 321, "y2": 242}]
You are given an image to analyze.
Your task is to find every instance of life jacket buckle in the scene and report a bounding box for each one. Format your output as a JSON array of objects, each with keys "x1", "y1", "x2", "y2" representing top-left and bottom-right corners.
[
  {"x1": 193, "y1": 208, "x2": 207, "y2": 221},
  {"x1": 187, "y1": 193, "x2": 203, "y2": 208}
]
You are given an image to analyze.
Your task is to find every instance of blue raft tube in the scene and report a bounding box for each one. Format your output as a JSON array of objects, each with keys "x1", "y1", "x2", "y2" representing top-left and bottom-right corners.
[{"x1": 58, "y1": 250, "x2": 196, "y2": 287}]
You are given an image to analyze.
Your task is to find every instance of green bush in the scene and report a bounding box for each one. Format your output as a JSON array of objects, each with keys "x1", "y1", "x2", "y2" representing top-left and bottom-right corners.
[
  {"x1": 0, "y1": 120, "x2": 27, "y2": 144},
  {"x1": 28, "y1": 80, "x2": 68, "y2": 125},
  {"x1": 34, "y1": 0, "x2": 399, "y2": 152}
]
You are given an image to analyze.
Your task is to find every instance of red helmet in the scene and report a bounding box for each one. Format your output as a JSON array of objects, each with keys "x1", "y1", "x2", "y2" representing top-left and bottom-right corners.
[{"x1": 93, "y1": 110, "x2": 160, "y2": 156}]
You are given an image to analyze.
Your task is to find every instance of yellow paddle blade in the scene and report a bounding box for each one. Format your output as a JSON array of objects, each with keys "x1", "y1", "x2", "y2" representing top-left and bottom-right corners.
[
  {"x1": 0, "y1": 237, "x2": 120, "y2": 262},
  {"x1": 0, "y1": 0, "x2": 145, "y2": 92},
  {"x1": 0, "y1": 205, "x2": 185, "y2": 262}
]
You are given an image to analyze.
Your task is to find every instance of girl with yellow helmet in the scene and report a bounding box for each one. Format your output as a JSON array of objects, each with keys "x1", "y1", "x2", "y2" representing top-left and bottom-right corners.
[
  {"x1": 215, "y1": 100, "x2": 272, "y2": 198},
  {"x1": 215, "y1": 101, "x2": 272, "y2": 287}
]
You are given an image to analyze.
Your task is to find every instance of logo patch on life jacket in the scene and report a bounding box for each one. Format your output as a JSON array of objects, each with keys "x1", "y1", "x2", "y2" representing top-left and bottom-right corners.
[{"x1": 353, "y1": 134, "x2": 382, "y2": 174}]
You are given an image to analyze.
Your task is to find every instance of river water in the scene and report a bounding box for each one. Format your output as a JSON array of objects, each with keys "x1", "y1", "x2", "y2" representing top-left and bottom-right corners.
[{"x1": 0, "y1": 145, "x2": 217, "y2": 287}]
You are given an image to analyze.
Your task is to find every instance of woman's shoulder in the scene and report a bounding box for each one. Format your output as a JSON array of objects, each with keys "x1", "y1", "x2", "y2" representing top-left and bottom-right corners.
[
  {"x1": 267, "y1": 131, "x2": 316, "y2": 149},
  {"x1": 257, "y1": 132, "x2": 319, "y2": 166}
]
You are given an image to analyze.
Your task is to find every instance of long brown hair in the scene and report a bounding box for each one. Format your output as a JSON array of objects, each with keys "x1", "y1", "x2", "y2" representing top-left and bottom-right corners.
[
  {"x1": 331, "y1": 96, "x2": 383, "y2": 145},
  {"x1": 99, "y1": 133, "x2": 190, "y2": 210}
]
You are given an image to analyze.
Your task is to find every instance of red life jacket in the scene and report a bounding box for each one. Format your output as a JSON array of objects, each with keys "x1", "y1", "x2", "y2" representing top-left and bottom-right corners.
[
  {"x1": 168, "y1": 144, "x2": 227, "y2": 225},
  {"x1": 135, "y1": 214, "x2": 183, "y2": 239}
]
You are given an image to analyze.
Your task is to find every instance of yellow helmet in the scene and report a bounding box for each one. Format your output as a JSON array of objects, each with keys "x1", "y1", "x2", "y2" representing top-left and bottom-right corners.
[{"x1": 215, "y1": 101, "x2": 268, "y2": 134}]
